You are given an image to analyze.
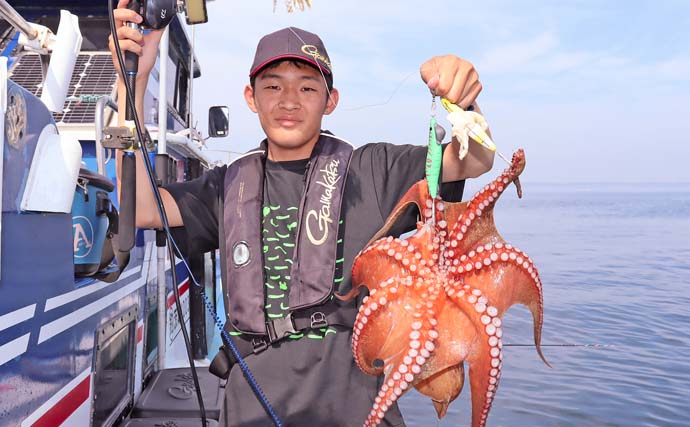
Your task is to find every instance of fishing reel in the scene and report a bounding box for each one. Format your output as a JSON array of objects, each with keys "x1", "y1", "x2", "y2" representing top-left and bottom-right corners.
[{"x1": 133, "y1": 0, "x2": 208, "y2": 29}]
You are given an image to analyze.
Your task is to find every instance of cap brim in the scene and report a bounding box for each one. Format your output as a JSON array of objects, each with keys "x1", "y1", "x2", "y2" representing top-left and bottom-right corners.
[{"x1": 250, "y1": 54, "x2": 331, "y2": 77}]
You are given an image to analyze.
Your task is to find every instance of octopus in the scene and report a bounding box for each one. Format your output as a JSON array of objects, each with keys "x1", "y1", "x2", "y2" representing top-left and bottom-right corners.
[{"x1": 338, "y1": 149, "x2": 549, "y2": 427}]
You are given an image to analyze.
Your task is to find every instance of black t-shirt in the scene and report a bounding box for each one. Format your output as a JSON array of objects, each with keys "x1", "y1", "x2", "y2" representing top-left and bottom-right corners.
[
  {"x1": 166, "y1": 139, "x2": 464, "y2": 427},
  {"x1": 261, "y1": 158, "x2": 306, "y2": 323}
]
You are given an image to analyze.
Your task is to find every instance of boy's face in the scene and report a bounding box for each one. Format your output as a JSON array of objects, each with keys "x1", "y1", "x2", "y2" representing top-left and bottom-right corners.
[{"x1": 244, "y1": 61, "x2": 338, "y2": 161}]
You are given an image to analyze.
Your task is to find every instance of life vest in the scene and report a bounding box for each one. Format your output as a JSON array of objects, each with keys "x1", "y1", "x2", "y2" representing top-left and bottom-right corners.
[{"x1": 220, "y1": 133, "x2": 355, "y2": 339}]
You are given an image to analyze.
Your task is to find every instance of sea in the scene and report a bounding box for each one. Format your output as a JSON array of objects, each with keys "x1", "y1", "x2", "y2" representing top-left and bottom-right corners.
[{"x1": 398, "y1": 182, "x2": 690, "y2": 427}]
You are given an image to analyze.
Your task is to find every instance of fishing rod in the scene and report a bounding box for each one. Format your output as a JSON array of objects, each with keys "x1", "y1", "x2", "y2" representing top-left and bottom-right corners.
[
  {"x1": 107, "y1": 3, "x2": 207, "y2": 427},
  {"x1": 107, "y1": 1, "x2": 284, "y2": 426}
]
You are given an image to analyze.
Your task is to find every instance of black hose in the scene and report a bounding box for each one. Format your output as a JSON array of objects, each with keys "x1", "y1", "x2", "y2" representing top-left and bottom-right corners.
[{"x1": 118, "y1": 152, "x2": 136, "y2": 251}]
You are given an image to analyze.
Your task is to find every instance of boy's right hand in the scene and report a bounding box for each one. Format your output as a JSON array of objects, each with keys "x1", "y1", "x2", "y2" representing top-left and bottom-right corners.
[{"x1": 108, "y1": 0, "x2": 163, "y2": 83}]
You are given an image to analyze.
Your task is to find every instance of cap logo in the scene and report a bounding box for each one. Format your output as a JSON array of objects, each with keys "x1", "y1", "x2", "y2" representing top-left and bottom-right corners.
[{"x1": 301, "y1": 44, "x2": 332, "y2": 71}]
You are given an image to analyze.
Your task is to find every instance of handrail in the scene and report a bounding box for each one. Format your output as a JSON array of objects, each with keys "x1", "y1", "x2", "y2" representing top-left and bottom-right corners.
[
  {"x1": 95, "y1": 95, "x2": 118, "y2": 176},
  {"x1": 0, "y1": 0, "x2": 38, "y2": 40}
]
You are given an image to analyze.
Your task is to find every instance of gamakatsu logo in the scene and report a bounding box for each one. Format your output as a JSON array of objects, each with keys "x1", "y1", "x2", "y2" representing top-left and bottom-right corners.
[
  {"x1": 301, "y1": 44, "x2": 332, "y2": 71},
  {"x1": 306, "y1": 159, "x2": 340, "y2": 245}
]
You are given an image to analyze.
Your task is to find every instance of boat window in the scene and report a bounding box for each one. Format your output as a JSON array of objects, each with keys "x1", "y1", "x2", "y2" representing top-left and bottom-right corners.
[
  {"x1": 92, "y1": 308, "x2": 137, "y2": 427},
  {"x1": 143, "y1": 298, "x2": 158, "y2": 378},
  {"x1": 174, "y1": 64, "x2": 189, "y2": 126}
]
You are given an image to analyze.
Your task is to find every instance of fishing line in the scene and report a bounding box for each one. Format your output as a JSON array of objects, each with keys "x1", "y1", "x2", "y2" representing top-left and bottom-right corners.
[
  {"x1": 108, "y1": 2, "x2": 284, "y2": 426},
  {"x1": 287, "y1": 27, "x2": 417, "y2": 114},
  {"x1": 504, "y1": 343, "x2": 615, "y2": 348},
  {"x1": 287, "y1": 26, "x2": 336, "y2": 109},
  {"x1": 341, "y1": 70, "x2": 417, "y2": 111}
]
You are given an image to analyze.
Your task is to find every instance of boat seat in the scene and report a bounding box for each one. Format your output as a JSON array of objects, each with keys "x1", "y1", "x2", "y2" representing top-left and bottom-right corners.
[
  {"x1": 131, "y1": 367, "x2": 224, "y2": 420},
  {"x1": 121, "y1": 418, "x2": 219, "y2": 426}
]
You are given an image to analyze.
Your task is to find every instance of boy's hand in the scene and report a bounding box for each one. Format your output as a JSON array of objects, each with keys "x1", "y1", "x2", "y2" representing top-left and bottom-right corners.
[
  {"x1": 420, "y1": 55, "x2": 481, "y2": 109},
  {"x1": 108, "y1": 0, "x2": 163, "y2": 82}
]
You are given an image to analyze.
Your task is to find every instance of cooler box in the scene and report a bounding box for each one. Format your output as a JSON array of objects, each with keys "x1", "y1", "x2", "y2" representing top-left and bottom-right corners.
[{"x1": 71, "y1": 168, "x2": 116, "y2": 276}]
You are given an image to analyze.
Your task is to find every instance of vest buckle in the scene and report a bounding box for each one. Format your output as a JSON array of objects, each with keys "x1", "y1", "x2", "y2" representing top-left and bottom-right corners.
[
  {"x1": 266, "y1": 312, "x2": 298, "y2": 342},
  {"x1": 251, "y1": 337, "x2": 268, "y2": 354},
  {"x1": 310, "y1": 311, "x2": 328, "y2": 329}
]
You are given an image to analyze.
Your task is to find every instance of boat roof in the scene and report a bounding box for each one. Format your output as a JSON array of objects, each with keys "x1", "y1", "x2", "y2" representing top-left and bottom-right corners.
[{"x1": 5, "y1": 1, "x2": 201, "y2": 78}]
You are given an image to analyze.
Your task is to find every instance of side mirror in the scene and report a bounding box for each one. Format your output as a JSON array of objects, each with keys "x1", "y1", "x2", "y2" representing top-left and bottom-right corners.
[{"x1": 208, "y1": 106, "x2": 229, "y2": 138}]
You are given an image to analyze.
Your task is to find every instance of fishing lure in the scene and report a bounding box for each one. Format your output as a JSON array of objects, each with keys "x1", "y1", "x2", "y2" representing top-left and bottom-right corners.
[
  {"x1": 441, "y1": 97, "x2": 495, "y2": 158},
  {"x1": 441, "y1": 98, "x2": 511, "y2": 164},
  {"x1": 426, "y1": 97, "x2": 444, "y2": 202}
]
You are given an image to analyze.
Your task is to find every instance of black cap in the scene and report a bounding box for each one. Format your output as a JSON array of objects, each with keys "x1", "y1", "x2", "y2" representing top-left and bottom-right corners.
[{"x1": 249, "y1": 27, "x2": 332, "y2": 77}]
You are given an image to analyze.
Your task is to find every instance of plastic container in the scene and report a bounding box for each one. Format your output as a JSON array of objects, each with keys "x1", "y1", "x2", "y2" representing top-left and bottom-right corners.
[{"x1": 71, "y1": 168, "x2": 115, "y2": 277}]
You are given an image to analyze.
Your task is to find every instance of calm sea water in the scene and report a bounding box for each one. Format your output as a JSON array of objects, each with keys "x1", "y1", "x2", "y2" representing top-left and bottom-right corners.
[{"x1": 399, "y1": 182, "x2": 690, "y2": 427}]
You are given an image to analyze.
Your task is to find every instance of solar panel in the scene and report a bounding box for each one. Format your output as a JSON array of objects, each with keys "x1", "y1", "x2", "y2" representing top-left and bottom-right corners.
[
  {"x1": 7, "y1": 53, "x2": 44, "y2": 95},
  {"x1": 8, "y1": 52, "x2": 117, "y2": 124}
]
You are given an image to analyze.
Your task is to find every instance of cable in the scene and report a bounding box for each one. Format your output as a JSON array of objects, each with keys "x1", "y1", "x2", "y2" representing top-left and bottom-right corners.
[{"x1": 107, "y1": 2, "x2": 283, "y2": 426}]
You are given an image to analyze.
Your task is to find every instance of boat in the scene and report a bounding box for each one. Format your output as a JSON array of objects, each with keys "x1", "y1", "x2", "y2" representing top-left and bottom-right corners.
[{"x1": 0, "y1": 1, "x2": 227, "y2": 426}]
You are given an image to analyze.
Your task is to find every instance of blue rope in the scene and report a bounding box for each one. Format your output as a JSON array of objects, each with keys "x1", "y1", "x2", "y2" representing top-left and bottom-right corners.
[{"x1": 171, "y1": 237, "x2": 284, "y2": 427}]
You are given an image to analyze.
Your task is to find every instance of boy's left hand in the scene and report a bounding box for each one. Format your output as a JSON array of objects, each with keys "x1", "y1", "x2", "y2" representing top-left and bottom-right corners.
[{"x1": 420, "y1": 55, "x2": 481, "y2": 109}]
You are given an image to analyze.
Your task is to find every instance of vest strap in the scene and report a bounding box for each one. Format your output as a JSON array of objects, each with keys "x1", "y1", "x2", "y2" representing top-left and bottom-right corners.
[{"x1": 208, "y1": 305, "x2": 356, "y2": 380}]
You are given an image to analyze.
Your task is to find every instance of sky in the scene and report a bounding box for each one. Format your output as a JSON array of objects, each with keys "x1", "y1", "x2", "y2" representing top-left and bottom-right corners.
[{"x1": 186, "y1": 0, "x2": 690, "y2": 184}]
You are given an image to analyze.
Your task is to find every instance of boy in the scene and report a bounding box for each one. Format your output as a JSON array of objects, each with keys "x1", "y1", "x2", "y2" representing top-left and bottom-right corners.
[{"x1": 110, "y1": 6, "x2": 493, "y2": 426}]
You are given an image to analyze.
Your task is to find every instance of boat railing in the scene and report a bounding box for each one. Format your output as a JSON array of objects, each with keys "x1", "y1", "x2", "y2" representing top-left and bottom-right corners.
[{"x1": 95, "y1": 95, "x2": 118, "y2": 176}]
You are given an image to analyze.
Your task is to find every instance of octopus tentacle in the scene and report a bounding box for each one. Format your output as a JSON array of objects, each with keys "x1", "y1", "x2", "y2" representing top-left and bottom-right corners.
[
  {"x1": 448, "y1": 149, "x2": 525, "y2": 246},
  {"x1": 445, "y1": 282, "x2": 504, "y2": 427},
  {"x1": 460, "y1": 242, "x2": 549, "y2": 366},
  {"x1": 352, "y1": 279, "x2": 408, "y2": 375},
  {"x1": 365, "y1": 180, "x2": 431, "y2": 247},
  {"x1": 364, "y1": 280, "x2": 443, "y2": 427},
  {"x1": 358, "y1": 236, "x2": 425, "y2": 272},
  {"x1": 339, "y1": 236, "x2": 428, "y2": 301}
]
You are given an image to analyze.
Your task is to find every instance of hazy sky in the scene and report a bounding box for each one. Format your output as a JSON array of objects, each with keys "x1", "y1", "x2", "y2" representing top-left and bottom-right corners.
[{"x1": 188, "y1": 0, "x2": 689, "y2": 184}]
